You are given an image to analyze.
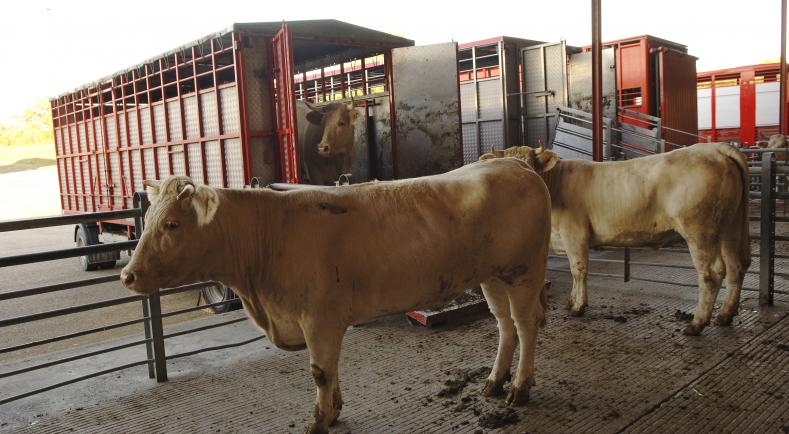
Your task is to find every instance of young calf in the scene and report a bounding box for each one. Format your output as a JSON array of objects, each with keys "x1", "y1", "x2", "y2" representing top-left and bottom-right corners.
[{"x1": 120, "y1": 158, "x2": 551, "y2": 434}]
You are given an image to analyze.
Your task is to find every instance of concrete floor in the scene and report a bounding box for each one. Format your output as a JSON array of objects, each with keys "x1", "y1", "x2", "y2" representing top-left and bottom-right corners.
[{"x1": 1, "y1": 250, "x2": 787, "y2": 434}]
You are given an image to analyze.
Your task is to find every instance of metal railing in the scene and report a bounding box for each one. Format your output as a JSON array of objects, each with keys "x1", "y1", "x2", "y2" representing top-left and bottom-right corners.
[
  {"x1": 0, "y1": 192, "x2": 262, "y2": 406},
  {"x1": 547, "y1": 148, "x2": 786, "y2": 306}
]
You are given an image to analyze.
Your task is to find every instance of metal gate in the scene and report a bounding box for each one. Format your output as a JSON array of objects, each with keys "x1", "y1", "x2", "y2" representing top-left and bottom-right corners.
[
  {"x1": 391, "y1": 43, "x2": 463, "y2": 178},
  {"x1": 520, "y1": 42, "x2": 568, "y2": 147},
  {"x1": 271, "y1": 24, "x2": 300, "y2": 183},
  {"x1": 460, "y1": 43, "x2": 506, "y2": 164},
  {"x1": 567, "y1": 48, "x2": 617, "y2": 120}
]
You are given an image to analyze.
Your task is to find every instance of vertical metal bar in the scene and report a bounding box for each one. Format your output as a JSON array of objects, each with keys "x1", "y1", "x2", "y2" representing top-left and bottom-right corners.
[
  {"x1": 385, "y1": 50, "x2": 398, "y2": 179},
  {"x1": 160, "y1": 58, "x2": 174, "y2": 176},
  {"x1": 760, "y1": 152, "x2": 775, "y2": 306},
  {"x1": 623, "y1": 247, "x2": 630, "y2": 282},
  {"x1": 210, "y1": 39, "x2": 228, "y2": 187},
  {"x1": 233, "y1": 32, "x2": 251, "y2": 184},
  {"x1": 146, "y1": 64, "x2": 160, "y2": 181},
  {"x1": 781, "y1": 0, "x2": 787, "y2": 135},
  {"x1": 472, "y1": 46, "x2": 481, "y2": 157},
  {"x1": 591, "y1": 0, "x2": 603, "y2": 162},
  {"x1": 98, "y1": 83, "x2": 114, "y2": 209},
  {"x1": 132, "y1": 192, "x2": 154, "y2": 378},
  {"x1": 174, "y1": 51, "x2": 190, "y2": 178},
  {"x1": 192, "y1": 46, "x2": 209, "y2": 185},
  {"x1": 147, "y1": 290, "x2": 168, "y2": 382}
]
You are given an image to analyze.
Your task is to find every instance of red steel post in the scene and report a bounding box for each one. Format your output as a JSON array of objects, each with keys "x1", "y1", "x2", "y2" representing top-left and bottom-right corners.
[{"x1": 591, "y1": 0, "x2": 603, "y2": 161}]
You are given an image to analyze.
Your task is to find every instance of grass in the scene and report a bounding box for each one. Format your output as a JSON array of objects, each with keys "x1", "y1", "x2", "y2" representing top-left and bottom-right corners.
[{"x1": 0, "y1": 144, "x2": 56, "y2": 173}]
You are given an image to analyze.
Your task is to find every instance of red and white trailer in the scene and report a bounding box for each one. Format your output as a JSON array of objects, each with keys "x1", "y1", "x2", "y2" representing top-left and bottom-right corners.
[
  {"x1": 697, "y1": 63, "x2": 786, "y2": 146},
  {"x1": 50, "y1": 20, "x2": 463, "y2": 306}
]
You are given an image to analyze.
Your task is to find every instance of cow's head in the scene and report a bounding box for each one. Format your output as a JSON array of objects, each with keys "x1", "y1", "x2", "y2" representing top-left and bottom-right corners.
[
  {"x1": 120, "y1": 176, "x2": 220, "y2": 295},
  {"x1": 305, "y1": 102, "x2": 361, "y2": 157},
  {"x1": 479, "y1": 142, "x2": 560, "y2": 174}
]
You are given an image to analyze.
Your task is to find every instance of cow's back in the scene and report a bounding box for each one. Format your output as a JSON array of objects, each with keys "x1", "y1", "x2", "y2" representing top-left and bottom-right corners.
[{"x1": 270, "y1": 158, "x2": 551, "y2": 321}]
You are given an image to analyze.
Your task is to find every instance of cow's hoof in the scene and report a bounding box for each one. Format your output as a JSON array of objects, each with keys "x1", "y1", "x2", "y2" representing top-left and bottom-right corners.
[
  {"x1": 481, "y1": 379, "x2": 505, "y2": 397},
  {"x1": 682, "y1": 323, "x2": 704, "y2": 336},
  {"x1": 714, "y1": 314, "x2": 734, "y2": 327},
  {"x1": 304, "y1": 423, "x2": 328, "y2": 434},
  {"x1": 568, "y1": 305, "x2": 586, "y2": 317},
  {"x1": 505, "y1": 385, "x2": 530, "y2": 406}
]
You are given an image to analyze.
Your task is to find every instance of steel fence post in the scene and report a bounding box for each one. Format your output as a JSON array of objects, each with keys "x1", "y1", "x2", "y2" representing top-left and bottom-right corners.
[
  {"x1": 147, "y1": 291, "x2": 168, "y2": 382},
  {"x1": 760, "y1": 153, "x2": 775, "y2": 306},
  {"x1": 624, "y1": 247, "x2": 630, "y2": 282},
  {"x1": 133, "y1": 192, "x2": 156, "y2": 379}
]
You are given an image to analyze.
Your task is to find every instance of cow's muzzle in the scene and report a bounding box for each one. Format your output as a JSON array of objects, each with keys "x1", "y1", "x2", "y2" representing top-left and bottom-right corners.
[
  {"x1": 317, "y1": 143, "x2": 331, "y2": 157},
  {"x1": 120, "y1": 269, "x2": 136, "y2": 289}
]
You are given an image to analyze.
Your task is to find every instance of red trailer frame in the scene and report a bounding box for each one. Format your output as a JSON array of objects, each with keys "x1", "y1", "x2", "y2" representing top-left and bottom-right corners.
[{"x1": 697, "y1": 63, "x2": 786, "y2": 146}]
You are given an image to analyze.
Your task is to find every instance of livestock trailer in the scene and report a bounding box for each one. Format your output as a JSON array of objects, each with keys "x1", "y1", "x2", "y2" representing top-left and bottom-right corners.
[
  {"x1": 697, "y1": 63, "x2": 786, "y2": 146},
  {"x1": 459, "y1": 34, "x2": 699, "y2": 162},
  {"x1": 50, "y1": 20, "x2": 463, "y2": 304}
]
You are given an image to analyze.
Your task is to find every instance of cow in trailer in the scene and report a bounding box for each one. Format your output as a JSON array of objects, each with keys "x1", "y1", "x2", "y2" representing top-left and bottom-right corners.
[
  {"x1": 480, "y1": 143, "x2": 751, "y2": 336},
  {"x1": 296, "y1": 101, "x2": 361, "y2": 186},
  {"x1": 120, "y1": 158, "x2": 551, "y2": 434}
]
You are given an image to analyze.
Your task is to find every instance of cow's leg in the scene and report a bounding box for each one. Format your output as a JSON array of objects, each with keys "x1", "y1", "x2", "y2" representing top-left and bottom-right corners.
[
  {"x1": 505, "y1": 276, "x2": 545, "y2": 406},
  {"x1": 716, "y1": 235, "x2": 746, "y2": 326},
  {"x1": 685, "y1": 238, "x2": 724, "y2": 336},
  {"x1": 480, "y1": 278, "x2": 516, "y2": 397},
  {"x1": 303, "y1": 325, "x2": 345, "y2": 434},
  {"x1": 564, "y1": 236, "x2": 590, "y2": 316}
]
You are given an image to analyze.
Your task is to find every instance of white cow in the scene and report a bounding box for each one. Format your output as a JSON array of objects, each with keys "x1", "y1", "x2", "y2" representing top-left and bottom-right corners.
[
  {"x1": 120, "y1": 158, "x2": 551, "y2": 433},
  {"x1": 482, "y1": 142, "x2": 751, "y2": 336}
]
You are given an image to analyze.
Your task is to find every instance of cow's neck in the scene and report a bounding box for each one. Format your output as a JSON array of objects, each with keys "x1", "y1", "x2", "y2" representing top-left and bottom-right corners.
[{"x1": 204, "y1": 188, "x2": 282, "y2": 295}]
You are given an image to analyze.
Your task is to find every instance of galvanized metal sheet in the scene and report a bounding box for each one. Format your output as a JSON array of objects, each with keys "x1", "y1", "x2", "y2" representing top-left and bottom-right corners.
[
  {"x1": 392, "y1": 42, "x2": 462, "y2": 178},
  {"x1": 568, "y1": 48, "x2": 616, "y2": 120},
  {"x1": 521, "y1": 42, "x2": 568, "y2": 147}
]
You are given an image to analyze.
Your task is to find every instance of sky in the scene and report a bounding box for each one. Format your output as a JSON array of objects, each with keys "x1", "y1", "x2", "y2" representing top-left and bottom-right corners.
[{"x1": 0, "y1": 0, "x2": 783, "y2": 122}]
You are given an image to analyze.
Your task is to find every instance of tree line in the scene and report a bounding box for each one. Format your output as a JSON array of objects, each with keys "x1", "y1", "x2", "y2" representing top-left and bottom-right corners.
[{"x1": 0, "y1": 100, "x2": 53, "y2": 147}]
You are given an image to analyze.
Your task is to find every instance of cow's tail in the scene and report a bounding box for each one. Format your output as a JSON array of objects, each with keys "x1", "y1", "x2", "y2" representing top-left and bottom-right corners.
[{"x1": 717, "y1": 143, "x2": 752, "y2": 269}]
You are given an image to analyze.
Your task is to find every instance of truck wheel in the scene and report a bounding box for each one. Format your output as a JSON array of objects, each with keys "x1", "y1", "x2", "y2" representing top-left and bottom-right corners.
[
  {"x1": 200, "y1": 284, "x2": 240, "y2": 314},
  {"x1": 76, "y1": 226, "x2": 98, "y2": 271},
  {"x1": 75, "y1": 224, "x2": 117, "y2": 271}
]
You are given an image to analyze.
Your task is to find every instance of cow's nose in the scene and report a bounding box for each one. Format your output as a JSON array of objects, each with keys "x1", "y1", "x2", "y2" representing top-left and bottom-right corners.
[{"x1": 120, "y1": 270, "x2": 135, "y2": 288}]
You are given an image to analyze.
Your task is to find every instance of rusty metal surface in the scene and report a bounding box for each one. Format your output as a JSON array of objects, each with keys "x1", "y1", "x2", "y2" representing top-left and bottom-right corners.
[
  {"x1": 2, "y1": 249, "x2": 787, "y2": 433},
  {"x1": 568, "y1": 48, "x2": 617, "y2": 120},
  {"x1": 392, "y1": 43, "x2": 462, "y2": 178}
]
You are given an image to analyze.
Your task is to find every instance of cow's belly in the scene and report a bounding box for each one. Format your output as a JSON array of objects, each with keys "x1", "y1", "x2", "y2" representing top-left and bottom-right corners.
[{"x1": 591, "y1": 226, "x2": 683, "y2": 248}]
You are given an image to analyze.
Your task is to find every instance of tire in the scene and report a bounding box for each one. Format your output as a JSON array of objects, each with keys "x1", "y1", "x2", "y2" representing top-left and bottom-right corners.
[
  {"x1": 76, "y1": 226, "x2": 98, "y2": 271},
  {"x1": 75, "y1": 225, "x2": 117, "y2": 271},
  {"x1": 200, "y1": 283, "x2": 240, "y2": 314}
]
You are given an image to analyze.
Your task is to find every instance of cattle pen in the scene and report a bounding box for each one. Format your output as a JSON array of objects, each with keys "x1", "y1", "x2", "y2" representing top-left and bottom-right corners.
[{"x1": 0, "y1": 147, "x2": 788, "y2": 432}]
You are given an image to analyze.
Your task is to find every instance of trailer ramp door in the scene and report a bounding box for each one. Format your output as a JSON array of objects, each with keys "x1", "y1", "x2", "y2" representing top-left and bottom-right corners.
[
  {"x1": 520, "y1": 41, "x2": 568, "y2": 147},
  {"x1": 391, "y1": 43, "x2": 462, "y2": 178}
]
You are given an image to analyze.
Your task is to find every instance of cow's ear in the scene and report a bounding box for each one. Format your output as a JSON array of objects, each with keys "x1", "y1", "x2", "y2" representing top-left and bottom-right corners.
[
  {"x1": 536, "y1": 150, "x2": 559, "y2": 173},
  {"x1": 143, "y1": 179, "x2": 161, "y2": 203},
  {"x1": 191, "y1": 185, "x2": 220, "y2": 226},
  {"x1": 306, "y1": 110, "x2": 323, "y2": 125}
]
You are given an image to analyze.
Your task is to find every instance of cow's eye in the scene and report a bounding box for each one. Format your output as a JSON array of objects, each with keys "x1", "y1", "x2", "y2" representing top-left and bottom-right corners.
[
  {"x1": 337, "y1": 121, "x2": 345, "y2": 127},
  {"x1": 165, "y1": 221, "x2": 180, "y2": 230}
]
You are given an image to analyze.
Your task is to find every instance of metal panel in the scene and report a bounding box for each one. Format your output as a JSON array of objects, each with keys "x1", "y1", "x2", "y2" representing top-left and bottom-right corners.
[
  {"x1": 714, "y1": 86, "x2": 741, "y2": 128},
  {"x1": 118, "y1": 113, "x2": 128, "y2": 147},
  {"x1": 187, "y1": 143, "x2": 204, "y2": 184},
  {"x1": 131, "y1": 150, "x2": 143, "y2": 193},
  {"x1": 156, "y1": 147, "x2": 169, "y2": 178},
  {"x1": 183, "y1": 96, "x2": 199, "y2": 139},
  {"x1": 392, "y1": 42, "x2": 462, "y2": 178},
  {"x1": 659, "y1": 49, "x2": 698, "y2": 147},
  {"x1": 462, "y1": 124, "x2": 479, "y2": 164},
  {"x1": 521, "y1": 41, "x2": 568, "y2": 147},
  {"x1": 460, "y1": 82, "x2": 476, "y2": 123},
  {"x1": 220, "y1": 88, "x2": 240, "y2": 134},
  {"x1": 478, "y1": 79, "x2": 502, "y2": 120},
  {"x1": 127, "y1": 111, "x2": 139, "y2": 146},
  {"x1": 166, "y1": 101, "x2": 182, "y2": 140},
  {"x1": 140, "y1": 107, "x2": 153, "y2": 144},
  {"x1": 697, "y1": 87, "x2": 712, "y2": 130},
  {"x1": 479, "y1": 120, "x2": 504, "y2": 154},
  {"x1": 143, "y1": 148, "x2": 156, "y2": 180},
  {"x1": 756, "y1": 82, "x2": 780, "y2": 126},
  {"x1": 224, "y1": 139, "x2": 244, "y2": 188},
  {"x1": 568, "y1": 48, "x2": 616, "y2": 119},
  {"x1": 205, "y1": 140, "x2": 222, "y2": 187},
  {"x1": 153, "y1": 105, "x2": 166, "y2": 143},
  {"x1": 171, "y1": 145, "x2": 186, "y2": 176},
  {"x1": 200, "y1": 92, "x2": 219, "y2": 137}
]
